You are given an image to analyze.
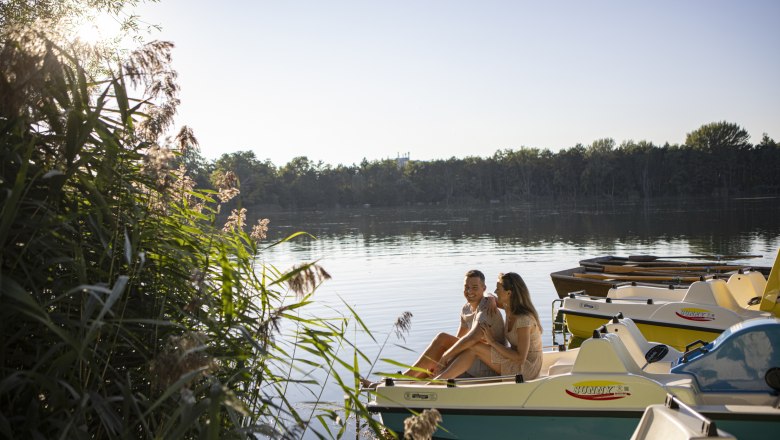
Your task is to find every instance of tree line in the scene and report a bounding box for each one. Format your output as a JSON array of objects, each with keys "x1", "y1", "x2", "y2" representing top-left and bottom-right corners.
[{"x1": 188, "y1": 121, "x2": 780, "y2": 210}]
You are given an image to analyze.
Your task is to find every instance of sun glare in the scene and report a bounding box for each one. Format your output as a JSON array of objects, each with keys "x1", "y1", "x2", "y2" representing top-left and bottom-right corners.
[{"x1": 73, "y1": 12, "x2": 120, "y2": 45}]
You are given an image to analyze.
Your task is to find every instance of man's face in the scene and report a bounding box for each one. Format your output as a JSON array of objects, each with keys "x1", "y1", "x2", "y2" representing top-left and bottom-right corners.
[{"x1": 463, "y1": 276, "x2": 486, "y2": 305}]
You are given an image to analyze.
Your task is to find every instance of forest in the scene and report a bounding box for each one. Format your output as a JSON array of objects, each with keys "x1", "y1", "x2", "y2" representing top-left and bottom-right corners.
[{"x1": 188, "y1": 122, "x2": 780, "y2": 211}]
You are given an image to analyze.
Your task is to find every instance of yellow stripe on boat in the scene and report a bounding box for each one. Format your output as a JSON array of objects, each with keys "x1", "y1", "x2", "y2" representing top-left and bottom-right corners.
[{"x1": 563, "y1": 312, "x2": 721, "y2": 352}]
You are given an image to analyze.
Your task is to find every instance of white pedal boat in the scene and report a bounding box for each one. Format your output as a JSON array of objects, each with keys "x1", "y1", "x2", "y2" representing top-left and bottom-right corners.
[
  {"x1": 630, "y1": 394, "x2": 737, "y2": 440},
  {"x1": 367, "y1": 317, "x2": 780, "y2": 440}
]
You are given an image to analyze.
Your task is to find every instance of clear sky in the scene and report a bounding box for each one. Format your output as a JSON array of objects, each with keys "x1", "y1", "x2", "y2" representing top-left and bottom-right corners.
[{"x1": 129, "y1": 0, "x2": 780, "y2": 167}]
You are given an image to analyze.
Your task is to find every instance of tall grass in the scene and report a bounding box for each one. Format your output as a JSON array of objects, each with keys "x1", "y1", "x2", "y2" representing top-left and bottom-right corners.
[{"x1": 0, "y1": 26, "x2": 385, "y2": 439}]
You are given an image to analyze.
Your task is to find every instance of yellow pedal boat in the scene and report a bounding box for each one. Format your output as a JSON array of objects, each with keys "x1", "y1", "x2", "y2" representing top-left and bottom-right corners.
[{"x1": 559, "y1": 269, "x2": 778, "y2": 351}]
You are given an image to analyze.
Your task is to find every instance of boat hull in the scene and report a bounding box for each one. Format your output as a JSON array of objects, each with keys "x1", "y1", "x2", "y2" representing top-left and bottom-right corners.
[
  {"x1": 551, "y1": 266, "x2": 616, "y2": 298},
  {"x1": 376, "y1": 408, "x2": 643, "y2": 440},
  {"x1": 562, "y1": 309, "x2": 723, "y2": 351},
  {"x1": 551, "y1": 266, "x2": 699, "y2": 299},
  {"x1": 699, "y1": 411, "x2": 780, "y2": 440},
  {"x1": 374, "y1": 406, "x2": 780, "y2": 440}
]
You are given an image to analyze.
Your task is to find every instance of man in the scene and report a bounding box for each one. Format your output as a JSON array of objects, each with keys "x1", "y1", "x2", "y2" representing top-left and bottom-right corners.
[{"x1": 402, "y1": 269, "x2": 505, "y2": 379}]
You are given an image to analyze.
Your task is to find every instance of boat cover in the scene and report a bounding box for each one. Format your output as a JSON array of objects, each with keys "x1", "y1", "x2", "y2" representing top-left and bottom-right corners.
[{"x1": 670, "y1": 317, "x2": 780, "y2": 393}]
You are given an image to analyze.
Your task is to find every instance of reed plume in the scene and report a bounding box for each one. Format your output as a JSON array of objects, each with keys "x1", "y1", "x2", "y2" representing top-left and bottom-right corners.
[{"x1": 403, "y1": 408, "x2": 441, "y2": 440}]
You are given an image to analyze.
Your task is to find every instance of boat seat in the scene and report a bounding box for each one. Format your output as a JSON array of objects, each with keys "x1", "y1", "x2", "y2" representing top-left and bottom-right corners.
[
  {"x1": 608, "y1": 285, "x2": 685, "y2": 302},
  {"x1": 546, "y1": 359, "x2": 575, "y2": 376},
  {"x1": 726, "y1": 271, "x2": 766, "y2": 308},
  {"x1": 603, "y1": 318, "x2": 681, "y2": 373},
  {"x1": 539, "y1": 349, "x2": 578, "y2": 377},
  {"x1": 681, "y1": 279, "x2": 744, "y2": 313},
  {"x1": 681, "y1": 280, "x2": 720, "y2": 306},
  {"x1": 604, "y1": 319, "x2": 658, "y2": 366},
  {"x1": 572, "y1": 333, "x2": 642, "y2": 374},
  {"x1": 710, "y1": 279, "x2": 745, "y2": 313}
]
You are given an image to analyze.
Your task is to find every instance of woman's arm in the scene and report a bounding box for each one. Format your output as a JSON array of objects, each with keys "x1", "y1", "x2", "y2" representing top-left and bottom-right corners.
[{"x1": 485, "y1": 321, "x2": 531, "y2": 364}]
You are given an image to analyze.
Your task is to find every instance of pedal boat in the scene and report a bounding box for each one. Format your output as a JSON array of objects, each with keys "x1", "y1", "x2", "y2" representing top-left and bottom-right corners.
[
  {"x1": 367, "y1": 317, "x2": 780, "y2": 440},
  {"x1": 630, "y1": 394, "x2": 737, "y2": 440},
  {"x1": 559, "y1": 272, "x2": 775, "y2": 351}
]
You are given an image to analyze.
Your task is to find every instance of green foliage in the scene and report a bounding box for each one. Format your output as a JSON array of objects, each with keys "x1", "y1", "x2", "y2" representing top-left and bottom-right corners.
[
  {"x1": 201, "y1": 121, "x2": 778, "y2": 210},
  {"x1": 0, "y1": 27, "x2": 382, "y2": 439}
]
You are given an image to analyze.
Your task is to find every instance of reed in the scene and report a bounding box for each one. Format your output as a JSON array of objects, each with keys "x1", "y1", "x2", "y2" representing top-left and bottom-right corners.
[{"x1": 0, "y1": 26, "x2": 381, "y2": 439}]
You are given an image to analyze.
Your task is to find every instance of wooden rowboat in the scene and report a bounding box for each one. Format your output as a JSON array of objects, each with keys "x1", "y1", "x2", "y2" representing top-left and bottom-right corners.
[{"x1": 551, "y1": 255, "x2": 770, "y2": 299}]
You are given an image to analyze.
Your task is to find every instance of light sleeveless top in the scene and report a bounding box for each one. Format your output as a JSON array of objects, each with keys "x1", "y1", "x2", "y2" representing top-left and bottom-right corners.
[{"x1": 490, "y1": 313, "x2": 542, "y2": 379}]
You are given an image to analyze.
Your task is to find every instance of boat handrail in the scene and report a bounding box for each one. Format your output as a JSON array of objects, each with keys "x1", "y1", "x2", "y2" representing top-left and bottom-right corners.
[
  {"x1": 664, "y1": 394, "x2": 720, "y2": 437},
  {"x1": 384, "y1": 374, "x2": 525, "y2": 387},
  {"x1": 605, "y1": 296, "x2": 659, "y2": 304}
]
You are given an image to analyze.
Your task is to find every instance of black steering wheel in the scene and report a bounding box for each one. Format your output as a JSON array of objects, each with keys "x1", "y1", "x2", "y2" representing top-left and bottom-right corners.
[{"x1": 644, "y1": 344, "x2": 669, "y2": 364}]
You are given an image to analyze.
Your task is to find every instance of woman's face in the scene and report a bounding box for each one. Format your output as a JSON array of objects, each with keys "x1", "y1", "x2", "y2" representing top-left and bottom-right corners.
[{"x1": 494, "y1": 278, "x2": 510, "y2": 308}]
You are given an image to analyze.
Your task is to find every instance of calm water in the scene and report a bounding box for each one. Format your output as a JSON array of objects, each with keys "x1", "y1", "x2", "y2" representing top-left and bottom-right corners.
[{"x1": 257, "y1": 197, "x2": 780, "y2": 438}]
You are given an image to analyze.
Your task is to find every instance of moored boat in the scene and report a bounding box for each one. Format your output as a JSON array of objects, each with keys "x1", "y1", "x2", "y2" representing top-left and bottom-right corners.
[
  {"x1": 367, "y1": 317, "x2": 780, "y2": 440},
  {"x1": 630, "y1": 394, "x2": 737, "y2": 440},
  {"x1": 551, "y1": 255, "x2": 770, "y2": 299},
  {"x1": 558, "y1": 273, "x2": 773, "y2": 351}
]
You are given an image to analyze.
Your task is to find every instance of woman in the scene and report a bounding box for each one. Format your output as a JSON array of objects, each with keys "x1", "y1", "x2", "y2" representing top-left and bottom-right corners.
[{"x1": 433, "y1": 272, "x2": 543, "y2": 381}]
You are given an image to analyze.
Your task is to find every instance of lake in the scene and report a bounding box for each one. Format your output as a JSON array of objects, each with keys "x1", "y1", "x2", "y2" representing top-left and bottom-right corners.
[{"x1": 256, "y1": 197, "x2": 780, "y2": 438}]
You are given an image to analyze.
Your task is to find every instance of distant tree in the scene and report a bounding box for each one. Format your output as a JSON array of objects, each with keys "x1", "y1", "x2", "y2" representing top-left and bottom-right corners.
[
  {"x1": 685, "y1": 121, "x2": 750, "y2": 194},
  {"x1": 686, "y1": 121, "x2": 750, "y2": 153},
  {"x1": 279, "y1": 156, "x2": 324, "y2": 208},
  {"x1": 752, "y1": 133, "x2": 780, "y2": 193},
  {"x1": 552, "y1": 144, "x2": 586, "y2": 198},
  {"x1": 581, "y1": 138, "x2": 616, "y2": 196},
  {"x1": 616, "y1": 140, "x2": 657, "y2": 198},
  {"x1": 212, "y1": 151, "x2": 279, "y2": 208},
  {"x1": 500, "y1": 147, "x2": 543, "y2": 198}
]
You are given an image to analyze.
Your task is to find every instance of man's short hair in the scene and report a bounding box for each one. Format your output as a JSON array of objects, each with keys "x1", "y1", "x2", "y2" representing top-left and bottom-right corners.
[{"x1": 465, "y1": 269, "x2": 485, "y2": 283}]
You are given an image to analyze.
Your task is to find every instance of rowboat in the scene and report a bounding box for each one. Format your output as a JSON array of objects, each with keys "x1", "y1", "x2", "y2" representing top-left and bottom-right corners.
[
  {"x1": 367, "y1": 317, "x2": 780, "y2": 440},
  {"x1": 551, "y1": 255, "x2": 770, "y2": 299},
  {"x1": 558, "y1": 272, "x2": 774, "y2": 351}
]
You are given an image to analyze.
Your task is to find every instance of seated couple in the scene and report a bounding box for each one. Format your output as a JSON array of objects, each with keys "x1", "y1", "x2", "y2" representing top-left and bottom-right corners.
[{"x1": 364, "y1": 269, "x2": 543, "y2": 387}]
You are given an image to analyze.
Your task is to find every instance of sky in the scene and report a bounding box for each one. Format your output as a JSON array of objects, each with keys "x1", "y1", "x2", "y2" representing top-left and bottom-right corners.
[{"x1": 124, "y1": 0, "x2": 780, "y2": 167}]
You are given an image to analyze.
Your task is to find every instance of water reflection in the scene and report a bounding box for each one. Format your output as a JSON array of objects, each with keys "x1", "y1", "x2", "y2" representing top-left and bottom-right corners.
[{"x1": 266, "y1": 197, "x2": 780, "y2": 255}]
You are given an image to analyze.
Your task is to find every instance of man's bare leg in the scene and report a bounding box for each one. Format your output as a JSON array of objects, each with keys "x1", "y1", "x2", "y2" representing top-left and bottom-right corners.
[
  {"x1": 433, "y1": 343, "x2": 498, "y2": 380},
  {"x1": 361, "y1": 332, "x2": 459, "y2": 388},
  {"x1": 402, "y1": 333, "x2": 458, "y2": 378}
]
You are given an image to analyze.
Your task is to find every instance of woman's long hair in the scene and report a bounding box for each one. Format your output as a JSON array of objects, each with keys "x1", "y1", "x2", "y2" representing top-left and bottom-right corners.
[{"x1": 500, "y1": 272, "x2": 542, "y2": 331}]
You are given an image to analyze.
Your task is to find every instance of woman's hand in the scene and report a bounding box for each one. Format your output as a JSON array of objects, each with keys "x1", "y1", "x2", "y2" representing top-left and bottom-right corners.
[
  {"x1": 484, "y1": 295, "x2": 499, "y2": 317},
  {"x1": 479, "y1": 323, "x2": 495, "y2": 346},
  {"x1": 439, "y1": 352, "x2": 453, "y2": 368},
  {"x1": 432, "y1": 352, "x2": 452, "y2": 375}
]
